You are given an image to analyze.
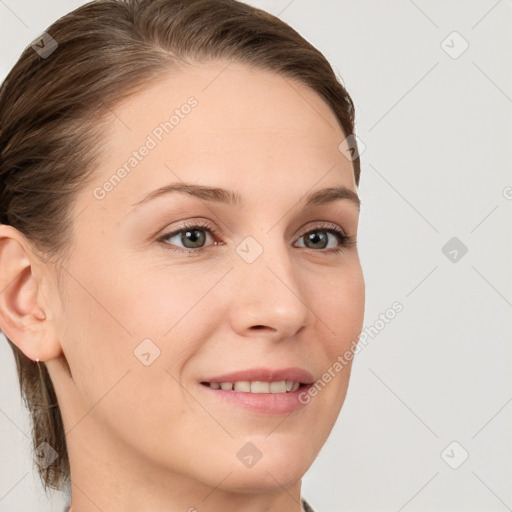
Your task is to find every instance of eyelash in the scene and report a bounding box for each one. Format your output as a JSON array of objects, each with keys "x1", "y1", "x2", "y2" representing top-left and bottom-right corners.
[{"x1": 157, "y1": 219, "x2": 356, "y2": 257}]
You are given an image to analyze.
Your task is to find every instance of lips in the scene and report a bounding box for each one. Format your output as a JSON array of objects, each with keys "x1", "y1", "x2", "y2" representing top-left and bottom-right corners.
[
  {"x1": 199, "y1": 367, "x2": 315, "y2": 414},
  {"x1": 200, "y1": 366, "x2": 315, "y2": 385}
]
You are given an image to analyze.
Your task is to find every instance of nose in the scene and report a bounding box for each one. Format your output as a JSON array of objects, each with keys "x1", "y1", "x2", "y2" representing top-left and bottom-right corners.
[{"x1": 228, "y1": 236, "x2": 312, "y2": 341}]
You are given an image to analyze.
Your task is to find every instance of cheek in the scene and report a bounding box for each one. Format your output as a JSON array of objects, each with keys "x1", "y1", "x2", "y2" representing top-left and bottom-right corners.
[
  {"x1": 56, "y1": 260, "x2": 198, "y2": 457},
  {"x1": 59, "y1": 253, "x2": 230, "y2": 406},
  {"x1": 312, "y1": 260, "x2": 365, "y2": 354},
  {"x1": 57, "y1": 281, "x2": 132, "y2": 408},
  {"x1": 111, "y1": 254, "x2": 231, "y2": 335},
  {"x1": 55, "y1": 248, "x2": 143, "y2": 406}
]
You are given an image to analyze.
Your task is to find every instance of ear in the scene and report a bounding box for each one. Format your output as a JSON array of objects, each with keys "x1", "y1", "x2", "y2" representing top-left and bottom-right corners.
[{"x1": 0, "y1": 224, "x2": 62, "y2": 362}]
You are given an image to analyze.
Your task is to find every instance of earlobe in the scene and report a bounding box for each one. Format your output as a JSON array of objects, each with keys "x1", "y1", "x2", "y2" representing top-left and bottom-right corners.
[{"x1": 0, "y1": 224, "x2": 60, "y2": 362}]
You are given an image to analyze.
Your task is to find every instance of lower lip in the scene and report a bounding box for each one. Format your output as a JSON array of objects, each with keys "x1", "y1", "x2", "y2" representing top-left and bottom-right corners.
[{"x1": 199, "y1": 383, "x2": 313, "y2": 414}]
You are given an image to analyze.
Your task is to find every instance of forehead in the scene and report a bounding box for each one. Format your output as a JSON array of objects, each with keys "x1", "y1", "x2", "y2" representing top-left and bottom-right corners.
[
  {"x1": 79, "y1": 60, "x2": 356, "y2": 217},
  {"x1": 109, "y1": 60, "x2": 346, "y2": 145}
]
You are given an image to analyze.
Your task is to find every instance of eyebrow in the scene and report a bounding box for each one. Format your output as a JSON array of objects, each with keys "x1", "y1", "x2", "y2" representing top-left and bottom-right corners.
[{"x1": 128, "y1": 182, "x2": 360, "y2": 212}]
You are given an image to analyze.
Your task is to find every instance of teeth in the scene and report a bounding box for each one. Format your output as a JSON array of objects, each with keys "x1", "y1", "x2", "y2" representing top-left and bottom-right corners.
[
  {"x1": 251, "y1": 381, "x2": 269, "y2": 393},
  {"x1": 269, "y1": 381, "x2": 286, "y2": 393},
  {"x1": 234, "y1": 381, "x2": 251, "y2": 392},
  {"x1": 207, "y1": 380, "x2": 302, "y2": 393}
]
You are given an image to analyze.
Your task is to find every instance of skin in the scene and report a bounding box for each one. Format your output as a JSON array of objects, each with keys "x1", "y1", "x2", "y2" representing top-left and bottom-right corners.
[{"x1": 0, "y1": 61, "x2": 365, "y2": 512}]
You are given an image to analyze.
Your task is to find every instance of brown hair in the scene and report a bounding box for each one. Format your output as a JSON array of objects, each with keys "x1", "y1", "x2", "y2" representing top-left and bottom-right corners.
[{"x1": 0, "y1": 0, "x2": 361, "y2": 494}]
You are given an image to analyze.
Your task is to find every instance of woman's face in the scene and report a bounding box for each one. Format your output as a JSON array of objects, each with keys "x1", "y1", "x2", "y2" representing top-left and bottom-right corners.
[{"x1": 46, "y1": 61, "x2": 364, "y2": 496}]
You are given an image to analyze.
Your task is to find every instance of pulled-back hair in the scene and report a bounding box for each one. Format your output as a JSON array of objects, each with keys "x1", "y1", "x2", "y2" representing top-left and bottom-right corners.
[{"x1": 0, "y1": 0, "x2": 360, "y2": 493}]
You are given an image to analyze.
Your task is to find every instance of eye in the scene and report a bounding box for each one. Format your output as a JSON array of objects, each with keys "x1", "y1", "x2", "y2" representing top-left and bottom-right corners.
[
  {"x1": 157, "y1": 220, "x2": 356, "y2": 256},
  {"x1": 157, "y1": 220, "x2": 220, "y2": 255},
  {"x1": 294, "y1": 222, "x2": 356, "y2": 254}
]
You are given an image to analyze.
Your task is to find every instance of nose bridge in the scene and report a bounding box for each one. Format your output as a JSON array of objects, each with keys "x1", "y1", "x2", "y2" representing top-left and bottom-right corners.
[{"x1": 230, "y1": 229, "x2": 310, "y2": 335}]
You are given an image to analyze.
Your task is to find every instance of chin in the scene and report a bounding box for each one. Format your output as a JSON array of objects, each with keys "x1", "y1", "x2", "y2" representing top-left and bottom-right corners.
[
  {"x1": 216, "y1": 446, "x2": 312, "y2": 493},
  {"x1": 214, "y1": 464, "x2": 305, "y2": 494}
]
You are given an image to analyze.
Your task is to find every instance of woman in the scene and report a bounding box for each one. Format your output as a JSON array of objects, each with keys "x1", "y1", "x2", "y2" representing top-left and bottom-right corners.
[{"x1": 0, "y1": 0, "x2": 365, "y2": 510}]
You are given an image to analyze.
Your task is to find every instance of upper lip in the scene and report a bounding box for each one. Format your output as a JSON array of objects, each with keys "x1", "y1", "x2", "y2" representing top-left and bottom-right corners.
[{"x1": 201, "y1": 367, "x2": 315, "y2": 384}]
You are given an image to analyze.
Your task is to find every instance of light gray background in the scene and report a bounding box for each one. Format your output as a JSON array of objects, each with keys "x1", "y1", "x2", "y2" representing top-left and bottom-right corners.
[{"x1": 1, "y1": 1, "x2": 511, "y2": 511}]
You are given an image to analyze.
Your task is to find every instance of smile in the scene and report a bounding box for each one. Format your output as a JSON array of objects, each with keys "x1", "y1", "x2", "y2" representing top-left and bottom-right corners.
[{"x1": 201, "y1": 380, "x2": 302, "y2": 393}]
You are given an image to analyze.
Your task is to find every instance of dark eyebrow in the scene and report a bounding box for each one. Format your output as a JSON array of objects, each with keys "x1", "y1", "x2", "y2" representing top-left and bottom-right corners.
[{"x1": 128, "y1": 182, "x2": 360, "y2": 212}]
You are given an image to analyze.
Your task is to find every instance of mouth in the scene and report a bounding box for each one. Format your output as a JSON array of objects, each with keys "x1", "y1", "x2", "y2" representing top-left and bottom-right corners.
[{"x1": 197, "y1": 367, "x2": 315, "y2": 415}]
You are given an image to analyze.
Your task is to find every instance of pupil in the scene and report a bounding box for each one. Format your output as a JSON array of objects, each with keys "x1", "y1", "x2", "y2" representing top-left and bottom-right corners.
[
  {"x1": 307, "y1": 231, "x2": 327, "y2": 249},
  {"x1": 182, "y1": 229, "x2": 205, "y2": 248}
]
